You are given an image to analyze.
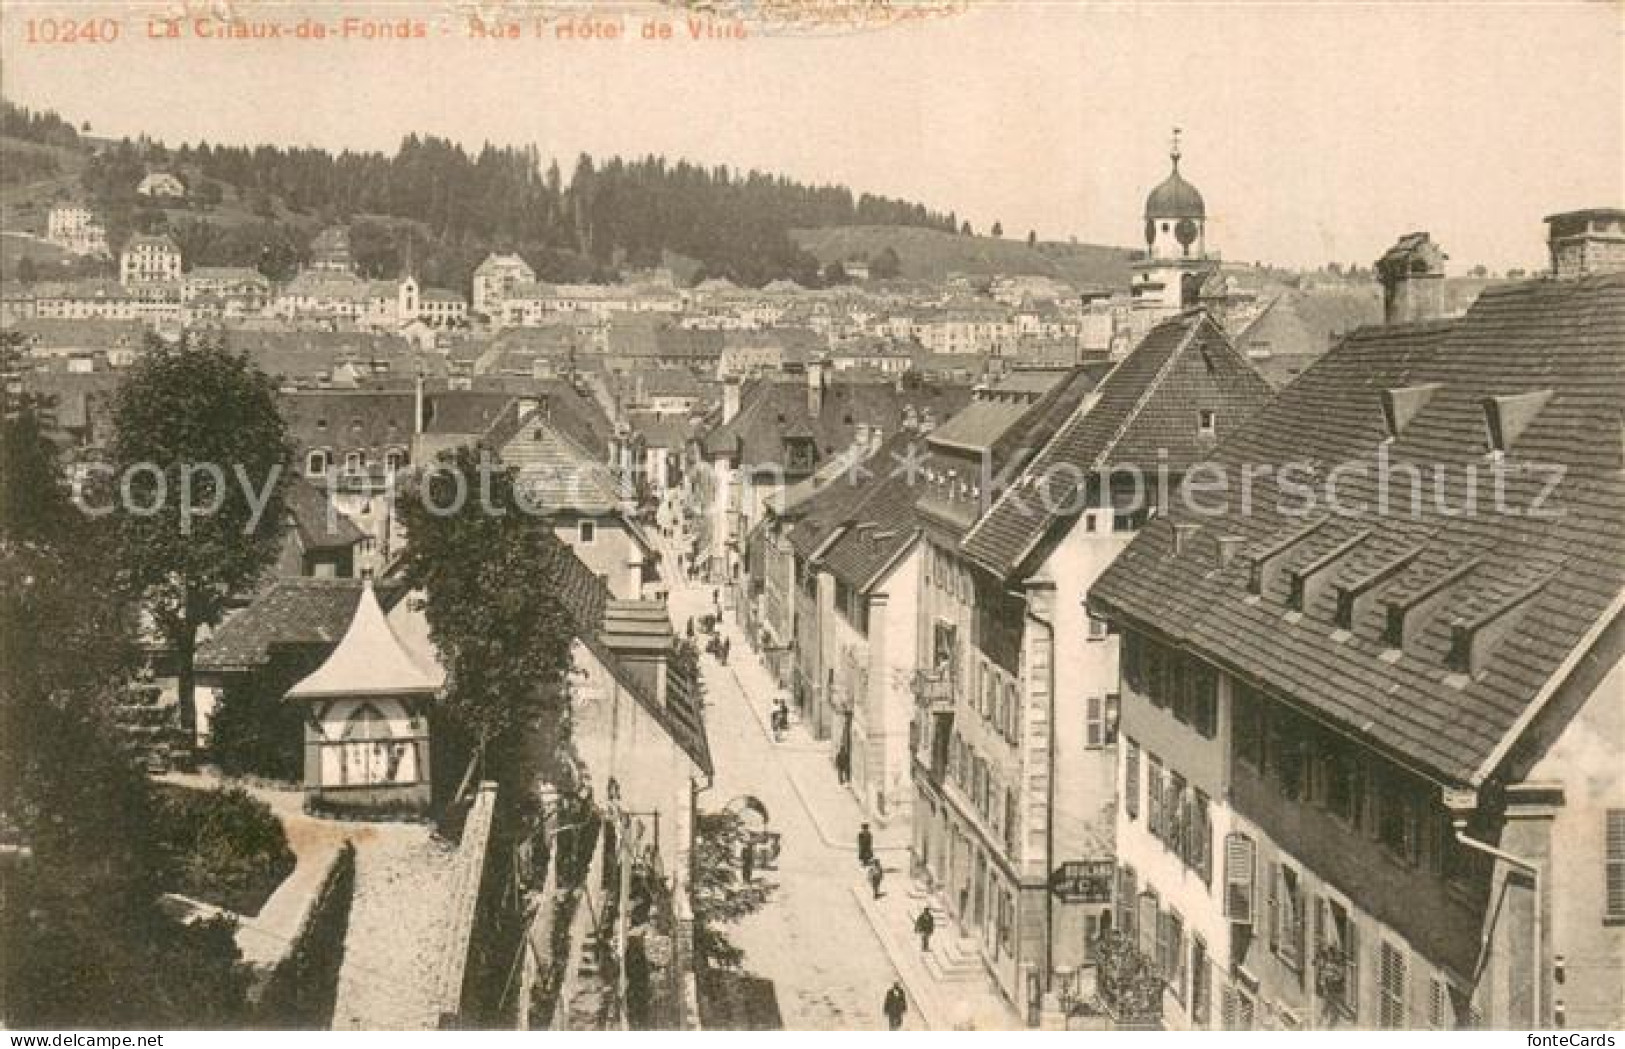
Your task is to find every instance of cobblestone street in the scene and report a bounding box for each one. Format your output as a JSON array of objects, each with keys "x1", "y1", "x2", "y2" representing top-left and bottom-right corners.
[
  {"x1": 661, "y1": 530, "x2": 1018, "y2": 1031},
  {"x1": 664, "y1": 566, "x2": 919, "y2": 1030}
]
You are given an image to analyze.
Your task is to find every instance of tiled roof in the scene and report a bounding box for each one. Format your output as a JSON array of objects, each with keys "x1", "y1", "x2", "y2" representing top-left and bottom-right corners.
[
  {"x1": 702, "y1": 378, "x2": 971, "y2": 468},
  {"x1": 279, "y1": 390, "x2": 416, "y2": 458},
  {"x1": 196, "y1": 578, "x2": 370, "y2": 671},
  {"x1": 492, "y1": 409, "x2": 628, "y2": 515},
  {"x1": 961, "y1": 311, "x2": 1273, "y2": 578},
  {"x1": 786, "y1": 432, "x2": 920, "y2": 559},
  {"x1": 1089, "y1": 274, "x2": 1625, "y2": 787},
  {"x1": 286, "y1": 475, "x2": 367, "y2": 551},
  {"x1": 818, "y1": 467, "x2": 926, "y2": 592}
]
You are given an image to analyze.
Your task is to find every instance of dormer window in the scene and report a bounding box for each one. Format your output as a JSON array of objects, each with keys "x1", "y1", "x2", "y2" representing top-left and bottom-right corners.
[
  {"x1": 1482, "y1": 391, "x2": 1553, "y2": 460},
  {"x1": 1380, "y1": 384, "x2": 1442, "y2": 443},
  {"x1": 306, "y1": 449, "x2": 330, "y2": 475},
  {"x1": 1198, "y1": 410, "x2": 1217, "y2": 437}
]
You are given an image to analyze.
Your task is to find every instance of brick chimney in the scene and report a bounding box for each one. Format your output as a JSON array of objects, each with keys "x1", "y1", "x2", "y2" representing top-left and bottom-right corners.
[
  {"x1": 1545, "y1": 208, "x2": 1625, "y2": 279},
  {"x1": 1376, "y1": 232, "x2": 1447, "y2": 324}
]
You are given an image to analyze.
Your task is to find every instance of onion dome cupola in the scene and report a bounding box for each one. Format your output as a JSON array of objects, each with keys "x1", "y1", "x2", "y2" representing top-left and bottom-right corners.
[{"x1": 1144, "y1": 128, "x2": 1208, "y2": 260}]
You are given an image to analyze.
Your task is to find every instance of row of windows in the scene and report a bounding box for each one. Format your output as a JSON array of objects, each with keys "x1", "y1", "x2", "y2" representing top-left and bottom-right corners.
[
  {"x1": 925, "y1": 541, "x2": 974, "y2": 606},
  {"x1": 1233, "y1": 684, "x2": 1466, "y2": 879},
  {"x1": 305, "y1": 448, "x2": 406, "y2": 476},
  {"x1": 947, "y1": 734, "x2": 1018, "y2": 854},
  {"x1": 1115, "y1": 867, "x2": 1211, "y2": 1025},
  {"x1": 1219, "y1": 834, "x2": 1465, "y2": 1029},
  {"x1": 1122, "y1": 632, "x2": 1218, "y2": 738},
  {"x1": 1123, "y1": 739, "x2": 1212, "y2": 882},
  {"x1": 970, "y1": 655, "x2": 1021, "y2": 745}
]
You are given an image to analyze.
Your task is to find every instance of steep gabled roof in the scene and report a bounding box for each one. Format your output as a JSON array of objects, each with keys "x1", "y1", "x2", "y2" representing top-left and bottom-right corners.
[
  {"x1": 1090, "y1": 274, "x2": 1625, "y2": 787},
  {"x1": 961, "y1": 311, "x2": 1273, "y2": 578},
  {"x1": 287, "y1": 581, "x2": 441, "y2": 699}
]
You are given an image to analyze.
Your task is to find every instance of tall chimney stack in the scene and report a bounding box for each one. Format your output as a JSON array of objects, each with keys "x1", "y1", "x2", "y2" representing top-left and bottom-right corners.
[
  {"x1": 1376, "y1": 232, "x2": 1447, "y2": 325},
  {"x1": 1545, "y1": 208, "x2": 1625, "y2": 279}
]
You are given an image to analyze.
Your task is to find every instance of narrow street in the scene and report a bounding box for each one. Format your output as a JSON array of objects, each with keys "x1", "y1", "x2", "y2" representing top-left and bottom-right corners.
[{"x1": 660, "y1": 542, "x2": 920, "y2": 1031}]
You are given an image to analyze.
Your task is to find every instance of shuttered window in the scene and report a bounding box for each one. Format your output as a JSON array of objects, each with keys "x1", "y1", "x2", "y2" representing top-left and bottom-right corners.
[
  {"x1": 1608, "y1": 809, "x2": 1625, "y2": 922},
  {"x1": 1118, "y1": 865, "x2": 1137, "y2": 939},
  {"x1": 1428, "y1": 977, "x2": 1450, "y2": 1030},
  {"x1": 1191, "y1": 937, "x2": 1212, "y2": 1028},
  {"x1": 1124, "y1": 740, "x2": 1140, "y2": 820},
  {"x1": 1379, "y1": 941, "x2": 1408, "y2": 1029},
  {"x1": 1148, "y1": 756, "x2": 1165, "y2": 838},
  {"x1": 1224, "y1": 833, "x2": 1256, "y2": 924}
]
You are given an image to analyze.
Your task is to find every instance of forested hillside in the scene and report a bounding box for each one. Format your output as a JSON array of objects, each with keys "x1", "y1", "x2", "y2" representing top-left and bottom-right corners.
[{"x1": 2, "y1": 98, "x2": 963, "y2": 289}]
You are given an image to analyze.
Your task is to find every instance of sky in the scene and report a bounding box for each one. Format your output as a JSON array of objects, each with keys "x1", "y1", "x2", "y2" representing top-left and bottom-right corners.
[{"x1": 2, "y1": 0, "x2": 1620, "y2": 272}]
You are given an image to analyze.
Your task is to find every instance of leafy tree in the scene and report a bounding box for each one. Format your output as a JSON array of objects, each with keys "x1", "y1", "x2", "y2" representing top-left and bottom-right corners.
[
  {"x1": 109, "y1": 335, "x2": 293, "y2": 742},
  {"x1": 398, "y1": 445, "x2": 580, "y2": 780},
  {"x1": 691, "y1": 810, "x2": 775, "y2": 970},
  {"x1": 870, "y1": 246, "x2": 902, "y2": 280},
  {"x1": 0, "y1": 402, "x2": 253, "y2": 1027},
  {"x1": 991, "y1": 221, "x2": 1003, "y2": 238},
  {"x1": 821, "y1": 261, "x2": 849, "y2": 286}
]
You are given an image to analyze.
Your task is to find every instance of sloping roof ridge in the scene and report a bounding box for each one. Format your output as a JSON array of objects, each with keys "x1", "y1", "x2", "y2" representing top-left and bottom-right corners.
[
  {"x1": 958, "y1": 313, "x2": 1197, "y2": 559},
  {"x1": 1089, "y1": 312, "x2": 1209, "y2": 471}
]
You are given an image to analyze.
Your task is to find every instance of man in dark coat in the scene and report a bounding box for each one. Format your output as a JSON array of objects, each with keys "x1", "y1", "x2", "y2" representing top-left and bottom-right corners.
[
  {"x1": 883, "y1": 981, "x2": 907, "y2": 1030},
  {"x1": 857, "y1": 823, "x2": 874, "y2": 866},
  {"x1": 914, "y1": 908, "x2": 935, "y2": 952}
]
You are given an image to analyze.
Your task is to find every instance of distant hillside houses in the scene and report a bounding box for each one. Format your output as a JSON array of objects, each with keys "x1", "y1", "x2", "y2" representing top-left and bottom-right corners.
[
  {"x1": 135, "y1": 171, "x2": 186, "y2": 199},
  {"x1": 44, "y1": 203, "x2": 109, "y2": 257}
]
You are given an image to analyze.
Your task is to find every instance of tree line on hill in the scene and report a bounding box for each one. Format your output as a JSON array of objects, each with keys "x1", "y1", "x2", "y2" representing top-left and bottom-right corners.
[{"x1": 5, "y1": 99, "x2": 956, "y2": 289}]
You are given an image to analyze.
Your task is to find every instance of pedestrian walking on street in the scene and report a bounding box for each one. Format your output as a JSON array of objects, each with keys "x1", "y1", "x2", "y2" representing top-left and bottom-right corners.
[
  {"x1": 835, "y1": 745, "x2": 851, "y2": 785},
  {"x1": 720, "y1": 635, "x2": 731, "y2": 664},
  {"x1": 883, "y1": 981, "x2": 907, "y2": 1030},
  {"x1": 914, "y1": 908, "x2": 935, "y2": 952},
  {"x1": 867, "y1": 856, "x2": 885, "y2": 899},
  {"x1": 857, "y1": 823, "x2": 874, "y2": 866}
]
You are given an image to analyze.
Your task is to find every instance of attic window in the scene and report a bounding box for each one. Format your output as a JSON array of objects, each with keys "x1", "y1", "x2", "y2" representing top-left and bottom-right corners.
[
  {"x1": 1198, "y1": 410, "x2": 1217, "y2": 437},
  {"x1": 1482, "y1": 391, "x2": 1554, "y2": 459},
  {"x1": 316, "y1": 417, "x2": 328, "y2": 430},
  {"x1": 1380, "y1": 384, "x2": 1441, "y2": 442}
]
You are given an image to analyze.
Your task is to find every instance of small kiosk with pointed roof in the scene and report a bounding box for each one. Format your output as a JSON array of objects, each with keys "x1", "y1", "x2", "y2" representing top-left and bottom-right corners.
[{"x1": 286, "y1": 580, "x2": 441, "y2": 815}]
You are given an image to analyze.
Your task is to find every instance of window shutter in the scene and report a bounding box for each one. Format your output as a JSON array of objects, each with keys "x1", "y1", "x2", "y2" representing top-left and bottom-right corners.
[
  {"x1": 1125, "y1": 742, "x2": 1140, "y2": 820},
  {"x1": 1428, "y1": 978, "x2": 1448, "y2": 1029},
  {"x1": 1221, "y1": 986, "x2": 1237, "y2": 1031},
  {"x1": 1268, "y1": 862, "x2": 1280, "y2": 952},
  {"x1": 1380, "y1": 941, "x2": 1407, "y2": 1029},
  {"x1": 1086, "y1": 695, "x2": 1103, "y2": 748},
  {"x1": 1224, "y1": 833, "x2": 1255, "y2": 924},
  {"x1": 1607, "y1": 809, "x2": 1625, "y2": 921}
]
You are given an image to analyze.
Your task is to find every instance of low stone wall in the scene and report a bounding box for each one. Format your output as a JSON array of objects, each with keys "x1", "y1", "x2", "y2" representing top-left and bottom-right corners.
[
  {"x1": 433, "y1": 780, "x2": 499, "y2": 1028},
  {"x1": 256, "y1": 840, "x2": 357, "y2": 1028}
]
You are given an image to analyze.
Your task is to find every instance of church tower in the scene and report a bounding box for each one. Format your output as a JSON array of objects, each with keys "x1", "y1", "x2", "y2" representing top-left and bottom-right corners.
[{"x1": 1132, "y1": 129, "x2": 1216, "y2": 313}]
